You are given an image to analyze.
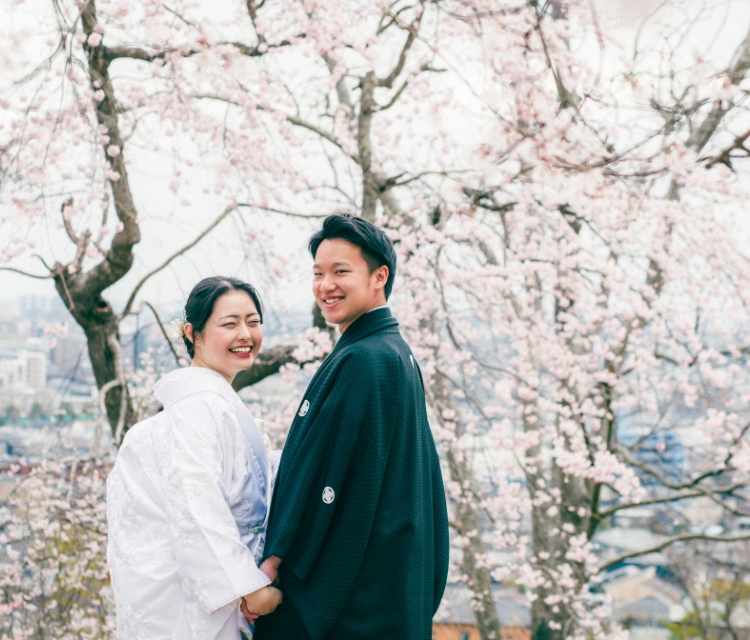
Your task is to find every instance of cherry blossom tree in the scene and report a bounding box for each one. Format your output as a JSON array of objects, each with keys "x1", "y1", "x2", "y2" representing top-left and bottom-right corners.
[
  {"x1": 1, "y1": 458, "x2": 114, "y2": 639},
  {"x1": 3, "y1": 1, "x2": 750, "y2": 640}
]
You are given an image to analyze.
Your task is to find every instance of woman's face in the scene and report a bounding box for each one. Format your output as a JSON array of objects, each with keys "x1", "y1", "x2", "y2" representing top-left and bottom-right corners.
[{"x1": 187, "y1": 289, "x2": 263, "y2": 383}]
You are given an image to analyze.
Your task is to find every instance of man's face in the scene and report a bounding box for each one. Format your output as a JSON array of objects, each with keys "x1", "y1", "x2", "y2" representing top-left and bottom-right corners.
[{"x1": 312, "y1": 238, "x2": 388, "y2": 333}]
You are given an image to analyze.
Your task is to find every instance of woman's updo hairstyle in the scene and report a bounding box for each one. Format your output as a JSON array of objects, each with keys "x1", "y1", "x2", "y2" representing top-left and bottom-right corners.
[{"x1": 182, "y1": 276, "x2": 263, "y2": 359}]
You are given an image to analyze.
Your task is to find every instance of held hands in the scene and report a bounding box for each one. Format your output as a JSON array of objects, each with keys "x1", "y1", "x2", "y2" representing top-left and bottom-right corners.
[
  {"x1": 241, "y1": 585, "x2": 283, "y2": 621},
  {"x1": 259, "y1": 555, "x2": 282, "y2": 585}
]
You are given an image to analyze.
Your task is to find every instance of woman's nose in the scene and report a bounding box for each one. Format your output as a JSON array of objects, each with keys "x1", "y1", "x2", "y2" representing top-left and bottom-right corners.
[{"x1": 238, "y1": 323, "x2": 251, "y2": 339}]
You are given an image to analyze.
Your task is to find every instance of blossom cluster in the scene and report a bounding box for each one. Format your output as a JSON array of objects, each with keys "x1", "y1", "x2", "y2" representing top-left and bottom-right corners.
[{"x1": 0, "y1": 458, "x2": 115, "y2": 640}]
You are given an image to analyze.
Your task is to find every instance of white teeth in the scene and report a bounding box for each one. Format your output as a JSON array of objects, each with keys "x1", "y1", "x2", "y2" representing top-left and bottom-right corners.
[{"x1": 230, "y1": 347, "x2": 252, "y2": 353}]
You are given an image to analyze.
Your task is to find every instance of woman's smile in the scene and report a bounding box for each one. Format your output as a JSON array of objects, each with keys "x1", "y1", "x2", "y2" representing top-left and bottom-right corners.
[{"x1": 229, "y1": 345, "x2": 254, "y2": 357}]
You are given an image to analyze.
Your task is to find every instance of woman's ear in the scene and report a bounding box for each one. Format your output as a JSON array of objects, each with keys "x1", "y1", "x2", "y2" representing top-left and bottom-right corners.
[{"x1": 184, "y1": 323, "x2": 194, "y2": 344}]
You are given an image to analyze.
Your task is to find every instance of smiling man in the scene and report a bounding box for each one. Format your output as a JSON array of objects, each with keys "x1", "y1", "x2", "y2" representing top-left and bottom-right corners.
[{"x1": 252, "y1": 214, "x2": 449, "y2": 640}]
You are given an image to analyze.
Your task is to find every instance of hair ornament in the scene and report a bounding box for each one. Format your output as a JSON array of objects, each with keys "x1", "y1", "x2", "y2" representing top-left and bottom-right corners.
[{"x1": 168, "y1": 317, "x2": 187, "y2": 343}]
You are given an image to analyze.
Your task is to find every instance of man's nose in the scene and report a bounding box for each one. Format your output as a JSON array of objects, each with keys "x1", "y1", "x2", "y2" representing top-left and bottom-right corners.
[{"x1": 319, "y1": 273, "x2": 336, "y2": 291}]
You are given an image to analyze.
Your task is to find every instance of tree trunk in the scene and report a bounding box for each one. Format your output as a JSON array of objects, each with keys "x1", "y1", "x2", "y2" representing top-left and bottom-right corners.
[{"x1": 427, "y1": 343, "x2": 503, "y2": 640}]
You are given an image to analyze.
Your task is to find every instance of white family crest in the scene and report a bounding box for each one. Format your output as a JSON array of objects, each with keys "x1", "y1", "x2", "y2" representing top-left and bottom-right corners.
[
  {"x1": 322, "y1": 486, "x2": 335, "y2": 504},
  {"x1": 298, "y1": 400, "x2": 310, "y2": 416}
]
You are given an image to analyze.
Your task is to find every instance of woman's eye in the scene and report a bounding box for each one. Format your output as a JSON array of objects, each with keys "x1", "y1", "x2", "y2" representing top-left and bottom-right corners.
[{"x1": 223, "y1": 323, "x2": 235, "y2": 327}]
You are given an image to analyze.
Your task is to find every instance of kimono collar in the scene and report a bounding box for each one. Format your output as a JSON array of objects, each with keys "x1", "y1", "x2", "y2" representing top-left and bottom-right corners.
[
  {"x1": 154, "y1": 366, "x2": 237, "y2": 408},
  {"x1": 335, "y1": 306, "x2": 399, "y2": 351}
]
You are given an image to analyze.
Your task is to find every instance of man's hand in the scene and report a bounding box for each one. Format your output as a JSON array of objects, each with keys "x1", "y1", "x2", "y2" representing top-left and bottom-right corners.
[
  {"x1": 240, "y1": 585, "x2": 283, "y2": 621},
  {"x1": 259, "y1": 555, "x2": 282, "y2": 584}
]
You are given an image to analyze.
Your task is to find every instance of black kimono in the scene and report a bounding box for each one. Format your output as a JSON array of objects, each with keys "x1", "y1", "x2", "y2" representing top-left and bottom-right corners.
[{"x1": 254, "y1": 307, "x2": 449, "y2": 640}]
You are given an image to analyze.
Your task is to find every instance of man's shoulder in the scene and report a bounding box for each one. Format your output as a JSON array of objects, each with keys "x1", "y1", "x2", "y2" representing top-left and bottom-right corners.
[
  {"x1": 344, "y1": 330, "x2": 406, "y2": 360},
  {"x1": 333, "y1": 332, "x2": 410, "y2": 383}
]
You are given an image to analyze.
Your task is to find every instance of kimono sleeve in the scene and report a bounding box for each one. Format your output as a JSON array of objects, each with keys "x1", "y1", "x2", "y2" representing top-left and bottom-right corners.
[
  {"x1": 162, "y1": 393, "x2": 270, "y2": 613},
  {"x1": 265, "y1": 353, "x2": 396, "y2": 585}
]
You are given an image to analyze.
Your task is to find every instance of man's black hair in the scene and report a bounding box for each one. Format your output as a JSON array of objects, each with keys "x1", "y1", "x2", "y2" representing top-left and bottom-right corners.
[{"x1": 309, "y1": 214, "x2": 397, "y2": 299}]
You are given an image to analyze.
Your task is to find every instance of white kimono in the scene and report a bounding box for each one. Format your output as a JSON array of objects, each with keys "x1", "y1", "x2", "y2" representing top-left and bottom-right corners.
[{"x1": 107, "y1": 367, "x2": 274, "y2": 640}]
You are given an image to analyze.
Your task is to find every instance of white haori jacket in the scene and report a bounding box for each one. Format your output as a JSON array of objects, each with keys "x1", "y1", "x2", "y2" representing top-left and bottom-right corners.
[{"x1": 107, "y1": 367, "x2": 275, "y2": 640}]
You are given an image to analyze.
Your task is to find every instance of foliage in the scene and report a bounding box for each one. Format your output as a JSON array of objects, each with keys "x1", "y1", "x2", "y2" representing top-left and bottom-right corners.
[{"x1": 0, "y1": 458, "x2": 114, "y2": 640}]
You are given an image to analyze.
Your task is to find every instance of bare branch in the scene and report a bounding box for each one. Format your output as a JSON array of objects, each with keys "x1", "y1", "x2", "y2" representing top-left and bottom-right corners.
[
  {"x1": 70, "y1": 230, "x2": 92, "y2": 276},
  {"x1": 595, "y1": 485, "x2": 745, "y2": 522},
  {"x1": 235, "y1": 203, "x2": 333, "y2": 218},
  {"x1": 119, "y1": 204, "x2": 237, "y2": 319},
  {"x1": 142, "y1": 301, "x2": 188, "y2": 366},
  {"x1": 377, "y1": 16, "x2": 418, "y2": 88},
  {"x1": 0, "y1": 266, "x2": 53, "y2": 280},
  {"x1": 232, "y1": 344, "x2": 297, "y2": 391},
  {"x1": 598, "y1": 533, "x2": 750, "y2": 573},
  {"x1": 375, "y1": 79, "x2": 409, "y2": 111},
  {"x1": 60, "y1": 197, "x2": 79, "y2": 244}
]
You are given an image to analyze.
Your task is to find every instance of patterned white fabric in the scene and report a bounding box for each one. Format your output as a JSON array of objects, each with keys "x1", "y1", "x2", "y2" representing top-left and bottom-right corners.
[{"x1": 107, "y1": 367, "x2": 275, "y2": 640}]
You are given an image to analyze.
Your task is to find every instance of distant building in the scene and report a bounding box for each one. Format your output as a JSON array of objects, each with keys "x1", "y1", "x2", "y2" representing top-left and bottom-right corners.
[
  {"x1": 0, "y1": 346, "x2": 53, "y2": 414},
  {"x1": 0, "y1": 349, "x2": 46, "y2": 391},
  {"x1": 434, "y1": 585, "x2": 531, "y2": 640},
  {"x1": 49, "y1": 335, "x2": 93, "y2": 383}
]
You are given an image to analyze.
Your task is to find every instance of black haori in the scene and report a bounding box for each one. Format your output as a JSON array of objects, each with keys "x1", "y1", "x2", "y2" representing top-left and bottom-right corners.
[{"x1": 255, "y1": 307, "x2": 449, "y2": 640}]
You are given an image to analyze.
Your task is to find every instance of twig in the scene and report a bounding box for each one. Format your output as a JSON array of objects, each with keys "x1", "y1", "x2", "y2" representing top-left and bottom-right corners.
[
  {"x1": 598, "y1": 533, "x2": 750, "y2": 572},
  {"x1": 143, "y1": 301, "x2": 187, "y2": 366},
  {"x1": 0, "y1": 267, "x2": 53, "y2": 279},
  {"x1": 119, "y1": 204, "x2": 237, "y2": 319}
]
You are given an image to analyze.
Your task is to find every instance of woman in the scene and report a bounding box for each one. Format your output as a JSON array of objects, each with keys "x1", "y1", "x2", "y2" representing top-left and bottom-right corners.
[{"x1": 107, "y1": 276, "x2": 283, "y2": 640}]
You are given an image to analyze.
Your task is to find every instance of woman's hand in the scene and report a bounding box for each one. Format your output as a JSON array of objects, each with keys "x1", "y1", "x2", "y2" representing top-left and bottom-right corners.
[{"x1": 241, "y1": 585, "x2": 283, "y2": 620}]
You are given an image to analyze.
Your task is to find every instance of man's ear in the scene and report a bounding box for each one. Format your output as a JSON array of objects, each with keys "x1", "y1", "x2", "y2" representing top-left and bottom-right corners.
[{"x1": 373, "y1": 265, "x2": 389, "y2": 290}]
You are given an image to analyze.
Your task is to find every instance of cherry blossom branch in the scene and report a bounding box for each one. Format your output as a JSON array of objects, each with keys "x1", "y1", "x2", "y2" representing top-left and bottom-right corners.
[
  {"x1": 105, "y1": 39, "x2": 298, "y2": 63},
  {"x1": 687, "y1": 23, "x2": 750, "y2": 153},
  {"x1": 703, "y1": 126, "x2": 750, "y2": 168},
  {"x1": 190, "y1": 92, "x2": 356, "y2": 160},
  {"x1": 376, "y1": 5, "x2": 422, "y2": 88}
]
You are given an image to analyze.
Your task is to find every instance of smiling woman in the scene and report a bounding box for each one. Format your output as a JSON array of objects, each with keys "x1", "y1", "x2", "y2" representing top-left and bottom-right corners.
[
  {"x1": 106, "y1": 275, "x2": 283, "y2": 640},
  {"x1": 183, "y1": 277, "x2": 265, "y2": 382}
]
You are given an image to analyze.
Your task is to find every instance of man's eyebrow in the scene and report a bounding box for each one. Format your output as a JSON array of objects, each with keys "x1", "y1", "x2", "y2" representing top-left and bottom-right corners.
[{"x1": 313, "y1": 261, "x2": 352, "y2": 269}]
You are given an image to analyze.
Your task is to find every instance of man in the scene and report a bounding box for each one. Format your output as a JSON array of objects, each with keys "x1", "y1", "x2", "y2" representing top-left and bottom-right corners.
[{"x1": 252, "y1": 214, "x2": 449, "y2": 639}]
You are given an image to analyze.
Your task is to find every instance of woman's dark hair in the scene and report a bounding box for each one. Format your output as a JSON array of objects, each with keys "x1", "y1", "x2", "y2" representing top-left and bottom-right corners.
[
  {"x1": 308, "y1": 214, "x2": 397, "y2": 299},
  {"x1": 182, "y1": 276, "x2": 263, "y2": 359}
]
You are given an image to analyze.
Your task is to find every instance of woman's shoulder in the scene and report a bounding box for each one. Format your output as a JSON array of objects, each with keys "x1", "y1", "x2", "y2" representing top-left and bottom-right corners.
[{"x1": 168, "y1": 388, "x2": 235, "y2": 420}]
